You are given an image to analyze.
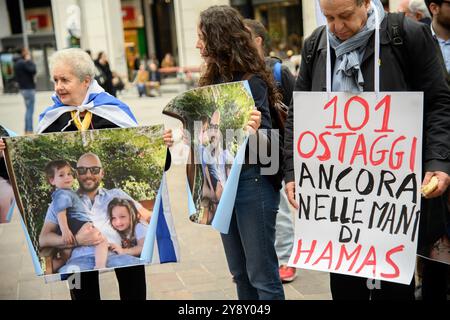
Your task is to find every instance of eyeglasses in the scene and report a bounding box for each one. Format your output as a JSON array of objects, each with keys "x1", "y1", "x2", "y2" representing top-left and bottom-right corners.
[
  {"x1": 76, "y1": 166, "x2": 102, "y2": 175},
  {"x1": 209, "y1": 124, "x2": 219, "y2": 130}
]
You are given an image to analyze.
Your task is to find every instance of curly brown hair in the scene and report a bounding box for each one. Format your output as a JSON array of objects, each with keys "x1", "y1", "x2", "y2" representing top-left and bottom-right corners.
[{"x1": 198, "y1": 5, "x2": 281, "y2": 108}]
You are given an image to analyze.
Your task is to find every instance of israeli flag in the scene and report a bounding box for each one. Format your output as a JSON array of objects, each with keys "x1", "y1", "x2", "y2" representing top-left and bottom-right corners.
[
  {"x1": 141, "y1": 173, "x2": 180, "y2": 264},
  {"x1": 36, "y1": 80, "x2": 137, "y2": 133}
]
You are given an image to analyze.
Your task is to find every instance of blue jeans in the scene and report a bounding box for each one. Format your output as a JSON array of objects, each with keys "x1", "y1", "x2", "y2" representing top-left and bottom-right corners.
[
  {"x1": 58, "y1": 253, "x2": 143, "y2": 274},
  {"x1": 221, "y1": 166, "x2": 285, "y2": 300},
  {"x1": 20, "y1": 89, "x2": 35, "y2": 132},
  {"x1": 137, "y1": 84, "x2": 145, "y2": 97},
  {"x1": 275, "y1": 183, "x2": 295, "y2": 265}
]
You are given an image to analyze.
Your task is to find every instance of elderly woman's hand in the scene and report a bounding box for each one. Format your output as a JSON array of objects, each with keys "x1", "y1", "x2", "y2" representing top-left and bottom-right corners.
[
  {"x1": 246, "y1": 109, "x2": 261, "y2": 135},
  {"x1": 163, "y1": 129, "x2": 174, "y2": 148}
]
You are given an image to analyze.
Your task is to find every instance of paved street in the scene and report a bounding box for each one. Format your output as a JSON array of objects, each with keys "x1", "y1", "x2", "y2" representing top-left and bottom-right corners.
[{"x1": 0, "y1": 83, "x2": 331, "y2": 300}]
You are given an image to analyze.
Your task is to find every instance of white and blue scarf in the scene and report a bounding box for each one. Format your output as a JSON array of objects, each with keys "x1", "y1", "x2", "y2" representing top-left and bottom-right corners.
[
  {"x1": 37, "y1": 80, "x2": 137, "y2": 133},
  {"x1": 328, "y1": 0, "x2": 385, "y2": 92}
]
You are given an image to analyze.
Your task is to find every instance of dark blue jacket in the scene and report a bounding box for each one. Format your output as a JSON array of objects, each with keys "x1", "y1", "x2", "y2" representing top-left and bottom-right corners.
[{"x1": 14, "y1": 58, "x2": 36, "y2": 90}]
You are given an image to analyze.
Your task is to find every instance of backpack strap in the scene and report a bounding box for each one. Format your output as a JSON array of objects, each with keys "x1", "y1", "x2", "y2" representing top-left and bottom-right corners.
[
  {"x1": 273, "y1": 62, "x2": 282, "y2": 87},
  {"x1": 304, "y1": 26, "x2": 327, "y2": 77},
  {"x1": 387, "y1": 12, "x2": 410, "y2": 86}
]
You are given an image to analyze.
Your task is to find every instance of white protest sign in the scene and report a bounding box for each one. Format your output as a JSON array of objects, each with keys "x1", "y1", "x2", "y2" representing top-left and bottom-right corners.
[{"x1": 288, "y1": 92, "x2": 423, "y2": 285}]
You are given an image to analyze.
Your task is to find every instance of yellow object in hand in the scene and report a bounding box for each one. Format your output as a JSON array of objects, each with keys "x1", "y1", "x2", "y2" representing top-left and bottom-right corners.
[{"x1": 421, "y1": 176, "x2": 439, "y2": 197}]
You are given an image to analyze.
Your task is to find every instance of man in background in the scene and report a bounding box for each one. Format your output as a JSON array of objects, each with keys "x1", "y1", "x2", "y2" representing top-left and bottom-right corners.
[
  {"x1": 398, "y1": 0, "x2": 432, "y2": 24},
  {"x1": 14, "y1": 48, "x2": 36, "y2": 134}
]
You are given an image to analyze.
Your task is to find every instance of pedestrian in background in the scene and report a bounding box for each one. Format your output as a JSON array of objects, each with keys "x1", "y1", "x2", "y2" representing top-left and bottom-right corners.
[
  {"x1": 398, "y1": 0, "x2": 432, "y2": 25},
  {"x1": 95, "y1": 51, "x2": 115, "y2": 97},
  {"x1": 14, "y1": 48, "x2": 36, "y2": 134}
]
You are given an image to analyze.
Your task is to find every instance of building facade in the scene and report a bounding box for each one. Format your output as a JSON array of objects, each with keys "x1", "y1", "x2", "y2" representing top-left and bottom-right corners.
[{"x1": 1, "y1": 0, "x2": 394, "y2": 92}]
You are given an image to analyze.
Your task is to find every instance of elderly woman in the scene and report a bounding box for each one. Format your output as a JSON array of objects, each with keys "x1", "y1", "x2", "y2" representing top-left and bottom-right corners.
[
  {"x1": 37, "y1": 49, "x2": 136, "y2": 133},
  {"x1": 36, "y1": 48, "x2": 146, "y2": 301}
]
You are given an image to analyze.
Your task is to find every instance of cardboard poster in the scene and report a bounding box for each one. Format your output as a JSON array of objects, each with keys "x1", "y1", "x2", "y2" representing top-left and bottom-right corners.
[
  {"x1": 3, "y1": 126, "x2": 178, "y2": 278},
  {"x1": 288, "y1": 92, "x2": 423, "y2": 285},
  {"x1": 163, "y1": 81, "x2": 254, "y2": 232}
]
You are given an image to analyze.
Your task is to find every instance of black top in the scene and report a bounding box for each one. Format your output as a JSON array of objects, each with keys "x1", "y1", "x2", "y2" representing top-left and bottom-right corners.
[
  {"x1": 14, "y1": 58, "x2": 36, "y2": 90},
  {"x1": 95, "y1": 60, "x2": 115, "y2": 96},
  {"x1": 0, "y1": 126, "x2": 10, "y2": 180},
  {"x1": 42, "y1": 112, "x2": 117, "y2": 133},
  {"x1": 0, "y1": 159, "x2": 7, "y2": 180}
]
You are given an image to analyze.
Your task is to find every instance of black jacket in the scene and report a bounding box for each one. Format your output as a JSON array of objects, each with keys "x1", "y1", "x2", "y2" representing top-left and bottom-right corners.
[
  {"x1": 14, "y1": 58, "x2": 36, "y2": 90},
  {"x1": 95, "y1": 60, "x2": 115, "y2": 96},
  {"x1": 42, "y1": 113, "x2": 118, "y2": 133},
  {"x1": 284, "y1": 14, "x2": 450, "y2": 184},
  {"x1": 0, "y1": 126, "x2": 9, "y2": 180}
]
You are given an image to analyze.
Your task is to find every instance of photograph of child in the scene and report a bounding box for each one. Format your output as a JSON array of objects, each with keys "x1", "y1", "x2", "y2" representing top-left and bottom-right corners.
[{"x1": 108, "y1": 198, "x2": 148, "y2": 257}]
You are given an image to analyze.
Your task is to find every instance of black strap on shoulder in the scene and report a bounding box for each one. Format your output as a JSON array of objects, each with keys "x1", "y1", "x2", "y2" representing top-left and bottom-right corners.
[
  {"x1": 389, "y1": 12, "x2": 405, "y2": 46},
  {"x1": 304, "y1": 26, "x2": 326, "y2": 65},
  {"x1": 387, "y1": 12, "x2": 410, "y2": 85},
  {"x1": 304, "y1": 26, "x2": 327, "y2": 80}
]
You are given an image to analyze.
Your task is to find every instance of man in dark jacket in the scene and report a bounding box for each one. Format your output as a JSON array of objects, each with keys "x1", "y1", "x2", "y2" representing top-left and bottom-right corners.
[
  {"x1": 284, "y1": 0, "x2": 450, "y2": 300},
  {"x1": 418, "y1": 0, "x2": 450, "y2": 301},
  {"x1": 14, "y1": 48, "x2": 36, "y2": 134}
]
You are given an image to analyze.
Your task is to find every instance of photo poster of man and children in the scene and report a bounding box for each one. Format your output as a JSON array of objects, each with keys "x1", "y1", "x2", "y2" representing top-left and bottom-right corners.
[
  {"x1": 163, "y1": 81, "x2": 254, "y2": 232},
  {"x1": 2, "y1": 125, "x2": 179, "y2": 279}
]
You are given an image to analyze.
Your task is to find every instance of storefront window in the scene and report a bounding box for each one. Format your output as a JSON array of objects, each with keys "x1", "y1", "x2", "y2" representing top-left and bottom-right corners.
[{"x1": 231, "y1": 0, "x2": 303, "y2": 57}]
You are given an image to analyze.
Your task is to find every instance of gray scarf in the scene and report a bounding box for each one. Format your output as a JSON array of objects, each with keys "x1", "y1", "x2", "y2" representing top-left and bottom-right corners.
[{"x1": 329, "y1": 2, "x2": 385, "y2": 92}]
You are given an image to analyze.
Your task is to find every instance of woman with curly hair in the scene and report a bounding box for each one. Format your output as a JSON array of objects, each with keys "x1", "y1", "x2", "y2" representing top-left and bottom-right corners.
[{"x1": 164, "y1": 5, "x2": 285, "y2": 300}]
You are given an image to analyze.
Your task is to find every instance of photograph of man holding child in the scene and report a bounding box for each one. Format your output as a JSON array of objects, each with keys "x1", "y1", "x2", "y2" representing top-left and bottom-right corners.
[{"x1": 3, "y1": 126, "x2": 166, "y2": 276}]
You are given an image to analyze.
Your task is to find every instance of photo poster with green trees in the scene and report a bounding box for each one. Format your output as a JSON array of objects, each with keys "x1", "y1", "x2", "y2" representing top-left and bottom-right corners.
[
  {"x1": 3, "y1": 125, "x2": 171, "y2": 276},
  {"x1": 163, "y1": 81, "x2": 254, "y2": 232}
]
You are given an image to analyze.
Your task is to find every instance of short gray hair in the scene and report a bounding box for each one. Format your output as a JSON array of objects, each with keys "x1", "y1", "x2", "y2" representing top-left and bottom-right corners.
[
  {"x1": 409, "y1": 0, "x2": 431, "y2": 18},
  {"x1": 49, "y1": 48, "x2": 97, "y2": 82}
]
